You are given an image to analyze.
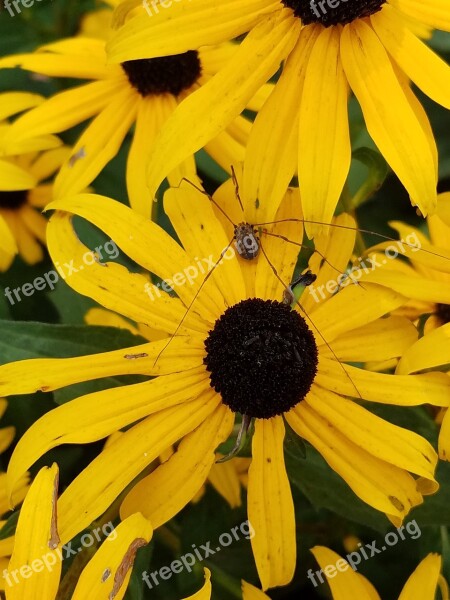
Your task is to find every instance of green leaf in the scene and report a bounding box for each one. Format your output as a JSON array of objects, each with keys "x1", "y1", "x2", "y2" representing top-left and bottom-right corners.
[
  {"x1": 0, "y1": 320, "x2": 148, "y2": 362},
  {"x1": 0, "y1": 321, "x2": 149, "y2": 403},
  {"x1": 285, "y1": 440, "x2": 389, "y2": 534},
  {"x1": 349, "y1": 147, "x2": 389, "y2": 210}
]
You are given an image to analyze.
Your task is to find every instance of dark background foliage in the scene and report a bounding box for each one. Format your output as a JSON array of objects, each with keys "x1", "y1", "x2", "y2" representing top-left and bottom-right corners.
[{"x1": 0, "y1": 2, "x2": 450, "y2": 598}]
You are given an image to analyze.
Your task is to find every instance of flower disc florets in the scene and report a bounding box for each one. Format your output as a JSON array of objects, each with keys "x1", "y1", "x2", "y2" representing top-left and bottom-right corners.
[
  {"x1": 0, "y1": 190, "x2": 27, "y2": 210},
  {"x1": 282, "y1": 0, "x2": 385, "y2": 27},
  {"x1": 437, "y1": 303, "x2": 450, "y2": 325},
  {"x1": 121, "y1": 51, "x2": 202, "y2": 97},
  {"x1": 204, "y1": 298, "x2": 318, "y2": 419}
]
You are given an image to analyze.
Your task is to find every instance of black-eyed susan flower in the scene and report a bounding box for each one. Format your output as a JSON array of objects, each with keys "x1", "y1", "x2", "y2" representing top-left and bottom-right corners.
[
  {"x1": 2, "y1": 462, "x2": 158, "y2": 600},
  {"x1": 0, "y1": 92, "x2": 61, "y2": 156},
  {"x1": 353, "y1": 191, "x2": 450, "y2": 327},
  {"x1": 0, "y1": 144, "x2": 70, "y2": 270},
  {"x1": 0, "y1": 184, "x2": 447, "y2": 590},
  {"x1": 108, "y1": 0, "x2": 450, "y2": 234},
  {"x1": 0, "y1": 399, "x2": 29, "y2": 590},
  {"x1": 0, "y1": 23, "x2": 266, "y2": 216},
  {"x1": 310, "y1": 546, "x2": 448, "y2": 599},
  {"x1": 85, "y1": 306, "x2": 247, "y2": 507}
]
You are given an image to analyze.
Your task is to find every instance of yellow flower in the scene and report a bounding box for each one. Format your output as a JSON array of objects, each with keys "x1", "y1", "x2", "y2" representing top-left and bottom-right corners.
[
  {"x1": 0, "y1": 399, "x2": 30, "y2": 591},
  {"x1": 0, "y1": 184, "x2": 447, "y2": 590},
  {"x1": 310, "y1": 546, "x2": 449, "y2": 599},
  {"x1": 108, "y1": 0, "x2": 450, "y2": 234},
  {"x1": 85, "y1": 305, "x2": 247, "y2": 508},
  {"x1": 0, "y1": 144, "x2": 70, "y2": 270},
  {"x1": 353, "y1": 191, "x2": 450, "y2": 327},
  {"x1": 0, "y1": 22, "x2": 267, "y2": 216},
  {"x1": 0, "y1": 92, "x2": 60, "y2": 156},
  {"x1": 2, "y1": 462, "x2": 212, "y2": 600}
]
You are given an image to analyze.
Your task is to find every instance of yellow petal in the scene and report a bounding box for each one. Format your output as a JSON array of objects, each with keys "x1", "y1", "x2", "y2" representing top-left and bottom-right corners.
[
  {"x1": 248, "y1": 417, "x2": 295, "y2": 591},
  {"x1": 72, "y1": 513, "x2": 152, "y2": 600},
  {"x1": 329, "y1": 316, "x2": 418, "y2": 362},
  {"x1": 164, "y1": 185, "x2": 246, "y2": 309},
  {"x1": 127, "y1": 95, "x2": 175, "y2": 216},
  {"x1": 46, "y1": 211, "x2": 209, "y2": 334},
  {"x1": 287, "y1": 403, "x2": 423, "y2": 521},
  {"x1": 0, "y1": 92, "x2": 43, "y2": 121},
  {"x1": 53, "y1": 87, "x2": 138, "y2": 198},
  {"x1": 107, "y1": 0, "x2": 278, "y2": 62},
  {"x1": 438, "y1": 407, "x2": 450, "y2": 461},
  {"x1": 0, "y1": 215, "x2": 17, "y2": 257},
  {"x1": 398, "y1": 553, "x2": 443, "y2": 600},
  {"x1": 397, "y1": 323, "x2": 450, "y2": 375},
  {"x1": 395, "y1": 0, "x2": 450, "y2": 32},
  {"x1": 255, "y1": 187, "x2": 304, "y2": 301},
  {"x1": 243, "y1": 27, "x2": 318, "y2": 225},
  {"x1": 357, "y1": 267, "x2": 450, "y2": 304},
  {"x1": 305, "y1": 282, "x2": 406, "y2": 344},
  {"x1": 310, "y1": 546, "x2": 381, "y2": 600},
  {"x1": 299, "y1": 26, "x2": 351, "y2": 238},
  {"x1": 372, "y1": 6, "x2": 450, "y2": 109},
  {"x1": 305, "y1": 387, "x2": 437, "y2": 484},
  {"x1": 146, "y1": 11, "x2": 299, "y2": 198},
  {"x1": 340, "y1": 20, "x2": 437, "y2": 215},
  {"x1": 302, "y1": 213, "x2": 357, "y2": 314},
  {"x1": 120, "y1": 404, "x2": 234, "y2": 527},
  {"x1": 241, "y1": 580, "x2": 272, "y2": 600},
  {"x1": 0, "y1": 159, "x2": 36, "y2": 190},
  {"x1": 316, "y1": 355, "x2": 450, "y2": 406},
  {"x1": 208, "y1": 457, "x2": 242, "y2": 509},
  {"x1": 57, "y1": 391, "x2": 220, "y2": 544},
  {"x1": 181, "y1": 568, "x2": 212, "y2": 600},
  {"x1": 7, "y1": 79, "x2": 123, "y2": 140},
  {"x1": 46, "y1": 196, "x2": 217, "y2": 322},
  {"x1": 0, "y1": 337, "x2": 204, "y2": 397},
  {"x1": 5, "y1": 464, "x2": 61, "y2": 600},
  {"x1": 7, "y1": 368, "x2": 211, "y2": 507}
]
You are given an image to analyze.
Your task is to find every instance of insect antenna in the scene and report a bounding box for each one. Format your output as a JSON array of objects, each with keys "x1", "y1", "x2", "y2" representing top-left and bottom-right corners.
[{"x1": 259, "y1": 241, "x2": 363, "y2": 401}]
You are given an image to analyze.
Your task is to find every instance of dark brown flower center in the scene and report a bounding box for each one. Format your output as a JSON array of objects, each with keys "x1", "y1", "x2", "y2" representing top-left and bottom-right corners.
[
  {"x1": 204, "y1": 298, "x2": 318, "y2": 419},
  {"x1": 121, "y1": 52, "x2": 202, "y2": 97},
  {"x1": 436, "y1": 303, "x2": 450, "y2": 325},
  {"x1": 282, "y1": 0, "x2": 385, "y2": 26},
  {"x1": 0, "y1": 190, "x2": 28, "y2": 210}
]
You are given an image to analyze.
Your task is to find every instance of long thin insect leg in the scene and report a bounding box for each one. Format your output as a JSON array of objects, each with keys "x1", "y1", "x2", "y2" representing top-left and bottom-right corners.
[
  {"x1": 262, "y1": 230, "x2": 365, "y2": 289},
  {"x1": 152, "y1": 237, "x2": 236, "y2": 368},
  {"x1": 255, "y1": 218, "x2": 450, "y2": 262},
  {"x1": 175, "y1": 177, "x2": 236, "y2": 227},
  {"x1": 216, "y1": 414, "x2": 252, "y2": 463},
  {"x1": 259, "y1": 241, "x2": 363, "y2": 400},
  {"x1": 230, "y1": 165, "x2": 244, "y2": 212}
]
